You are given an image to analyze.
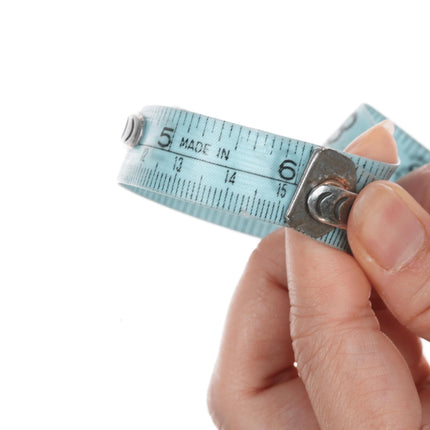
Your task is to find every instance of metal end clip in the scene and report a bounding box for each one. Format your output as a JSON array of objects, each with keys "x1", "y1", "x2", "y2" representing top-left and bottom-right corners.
[
  {"x1": 285, "y1": 148, "x2": 358, "y2": 238},
  {"x1": 121, "y1": 113, "x2": 145, "y2": 147}
]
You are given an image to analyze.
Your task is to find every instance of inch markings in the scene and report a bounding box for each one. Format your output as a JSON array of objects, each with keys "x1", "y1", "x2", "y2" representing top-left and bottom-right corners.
[{"x1": 118, "y1": 105, "x2": 419, "y2": 251}]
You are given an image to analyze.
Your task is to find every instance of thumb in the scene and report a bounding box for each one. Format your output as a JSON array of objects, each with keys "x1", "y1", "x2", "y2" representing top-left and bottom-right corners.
[
  {"x1": 285, "y1": 121, "x2": 421, "y2": 430},
  {"x1": 348, "y1": 175, "x2": 430, "y2": 341}
]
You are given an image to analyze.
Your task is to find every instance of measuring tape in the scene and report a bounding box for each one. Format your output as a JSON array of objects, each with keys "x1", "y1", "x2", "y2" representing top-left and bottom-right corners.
[{"x1": 118, "y1": 104, "x2": 430, "y2": 252}]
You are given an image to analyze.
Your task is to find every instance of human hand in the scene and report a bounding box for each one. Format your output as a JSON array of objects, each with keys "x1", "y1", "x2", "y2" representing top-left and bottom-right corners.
[{"x1": 208, "y1": 121, "x2": 430, "y2": 429}]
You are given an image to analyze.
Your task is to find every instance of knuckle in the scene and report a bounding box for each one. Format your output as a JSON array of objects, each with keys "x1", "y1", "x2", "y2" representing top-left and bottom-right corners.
[
  {"x1": 289, "y1": 314, "x2": 336, "y2": 379},
  {"x1": 290, "y1": 308, "x2": 378, "y2": 380},
  {"x1": 293, "y1": 334, "x2": 333, "y2": 381}
]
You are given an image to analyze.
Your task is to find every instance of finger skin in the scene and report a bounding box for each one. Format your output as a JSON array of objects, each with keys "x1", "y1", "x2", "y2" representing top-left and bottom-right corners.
[
  {"x1": 208, "y1": 231, "x2": 428, "y2": 429},
  {"x1": 374, "y1": 303, "x2": 429, "y2": 387},
  {"x1": 208, "y1": 228, "x2": 320, "y2": 429},
  {"x1": 397, "y1": 164, "x2": 430, "y2": 213},
  {"x1": 348, "y1": 180, "x2": 430, "y2": 341},
  {"x1": 286, "y1": 231, "x2": 421, "y2": 430},
  {"x1": 285, "y1": 122, "x2": 421, "y2": 429},
  {"x1": 373, "y1": 164, "x2": 430, "y2": 387},
  {"x1": 208, "y1": 122, "x2": 427, "y2": 429}
]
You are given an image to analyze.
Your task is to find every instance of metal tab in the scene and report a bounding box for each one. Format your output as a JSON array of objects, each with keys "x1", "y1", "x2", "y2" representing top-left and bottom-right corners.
[{"x1": 285, "y1": 147, "x2": 357, "y2": 238}]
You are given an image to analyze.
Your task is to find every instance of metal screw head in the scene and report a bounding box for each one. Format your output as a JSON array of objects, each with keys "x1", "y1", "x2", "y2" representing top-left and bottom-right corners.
[
  {"x1": 121, "y1": 113, "x2": 144, "y2": 147},
  {"x1": 307, "y1": 182, "x2": 357, "y2": 230}
]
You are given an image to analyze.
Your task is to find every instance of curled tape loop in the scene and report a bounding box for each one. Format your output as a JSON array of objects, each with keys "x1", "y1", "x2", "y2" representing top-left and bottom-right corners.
[{"x1": 118, "y1": 104, "x2": 430, "y2": 252}]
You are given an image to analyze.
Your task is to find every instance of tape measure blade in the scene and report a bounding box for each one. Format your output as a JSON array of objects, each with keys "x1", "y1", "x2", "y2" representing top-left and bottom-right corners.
[
  {"x1": 123, "y1": 106, "x2": 321, "y2": 230},
  {"x1": 118, "y1": 105, "x2": 423, "y2": 252}
]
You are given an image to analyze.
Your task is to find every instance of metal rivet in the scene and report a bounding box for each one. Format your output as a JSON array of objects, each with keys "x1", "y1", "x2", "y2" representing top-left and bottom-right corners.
[
  {"x1": 121, "y1": 113, "x2": 144, "y2": 147},
  {"x1": 307, "y1": 182, "x2": 357, "y2": 229}
]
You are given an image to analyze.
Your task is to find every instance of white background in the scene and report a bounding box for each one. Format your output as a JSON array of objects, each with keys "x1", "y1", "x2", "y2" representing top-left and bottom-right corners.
[{"x1": 1, "y1": 1, "x2": 429, "y2": 428}]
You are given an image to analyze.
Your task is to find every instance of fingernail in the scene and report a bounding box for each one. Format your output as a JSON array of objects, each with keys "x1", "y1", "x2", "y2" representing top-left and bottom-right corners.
[
  {"x1": 351, "y1": 183, "x2": 426, "y2": 271},
  {"x1": 380, "y1": 119, "x2": 395, "y2": 135},
  {"x1": 345, "y1": 120, "x2": 398, "y2": 164}
]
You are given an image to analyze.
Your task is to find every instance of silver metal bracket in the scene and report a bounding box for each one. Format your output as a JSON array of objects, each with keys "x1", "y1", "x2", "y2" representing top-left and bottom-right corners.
[{"x1": 285, "y1": 147, "x2": 357, "y2": 238}]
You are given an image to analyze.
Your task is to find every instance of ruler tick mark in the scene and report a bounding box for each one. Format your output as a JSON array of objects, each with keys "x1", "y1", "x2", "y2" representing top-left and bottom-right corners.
[
  {"x1": 142, "y1": 168, "x2": 150, "y2": 187},
  {"x1": 233, "y1": 193, "x2": 239, "y2": 212},
  {"x1": 228, "y1": 192, "x2": 233, "y2": 211},
  {"x1": 270, "y1": 201, "x2": 275, "y2": 220},
  {"x1": 154, "y1": 171, "x2": 160, "y2": 189},
  {"x1": 200, "y1": 184, "x2": 207, "y2": 203},
  {"x1": 255, "y1": 198, "x2": 261, "y2": 216},
  {"x1": 275, "y1": 201, "x2": 281, "y2": 221},
  {"x1": 253, "y1": 132, "x2": 259, "y2": 151},
  {"x1": 218, "y1": 121, "x2": 225, "y2": 142},
  {"x1": 170, "y1": 173, "x2": 177, "y2": 193},
  {"x1": 196, "y1": 176, "x2": 202, "y2": 201},
  {"x1": 260, "y1": 199, "x2": 266, "y2": 218},
  {"x1": 229, "y1": 124, "x2": 234, "y2": 138},
  {"x1": 157, "y1": 173, "x2": 164, "y2": 190},
  {"x1": 165, "y1": 175, "x2": 171, "y2": 192},
  {"x1": 185, "y1": 180, "x2": 191, "y2": 199},
  {"x1": 175, "y1": 176, "x2": 180, "y2": 196},
  {"x1": 278, "y1": 204, "x2": 286, "y2": 223},
  {"x1": 202, "y1": 117, "x2": 209, "y2": 137},
  {"x1": 239, "y1": 194, "x2": 245, "y2": 213},
  {"x1": 217, "y1": 189, "x2": 223, "y2": 208},
  {"x1": 206, "y1": 186, "x2": 212, "y2": 205},
  {"x1": 175, "y1": 111, "x2": 183, "y2": 130},
  {"x1": 187, "y1": 113, "x2": 194, "y2": 133},
  {"x1": 190, "y1": 181, "x2": 196, "y2": 200},
  {"x1": 222, "y1": 188, "x2": 228, "y2": 209},
  {"x1": 235, "y1": 126, "x2": 242, "y2": 150},
  {"x1": 180, "y1": 179, "x2": 185, "y2": 198},
  {"x1": 264, "y1": 200, "x2": 270, "y2": 218},
  {"x1": 250, "y1": 189, "x2": 257, "y2": 214},
  {"x1": 148, "y1": 168, "x2": 155, "y2": 188},
  {"x1": 212, "y1": 187, "x2": 217, "y2": 207}
]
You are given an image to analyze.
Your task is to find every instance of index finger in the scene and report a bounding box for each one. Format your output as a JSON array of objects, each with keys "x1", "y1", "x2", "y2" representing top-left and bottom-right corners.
[{"x1": 285, "y1": 121, "x2": 422, "y2": 430}]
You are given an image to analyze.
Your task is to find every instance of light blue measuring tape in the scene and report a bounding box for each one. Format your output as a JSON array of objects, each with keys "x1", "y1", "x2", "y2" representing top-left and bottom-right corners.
[{"x1": 118, "y1": 104, "x2": 430, "y2": 252}]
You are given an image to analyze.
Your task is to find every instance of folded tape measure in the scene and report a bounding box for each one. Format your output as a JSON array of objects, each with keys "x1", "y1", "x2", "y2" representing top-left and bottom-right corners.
[{"x1": 118, "y1": 104, "x2": 430, "y2": 252}]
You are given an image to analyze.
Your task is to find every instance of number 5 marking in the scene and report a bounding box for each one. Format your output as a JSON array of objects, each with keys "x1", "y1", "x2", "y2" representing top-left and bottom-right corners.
[{"x1": 158, "y1": 127, "x2": 175, "y2": 148}]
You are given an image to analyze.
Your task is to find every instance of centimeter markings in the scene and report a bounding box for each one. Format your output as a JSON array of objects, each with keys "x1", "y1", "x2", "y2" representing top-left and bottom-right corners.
[
  {"x1": 120, "y1": 104, "x2": 430, "y2": 251},
  {"x1": 134, "y1": 105, "x2": 421, "y2": 234},
  {"x1": 141, "y1": 162, "x2": 288, "y2": 224},
  {"x1": 140, "y1": 142, "x2": 294, "y2": 185},
  {"x1": 136, "y1": 106, "x2": 305, "y2": 225}
]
